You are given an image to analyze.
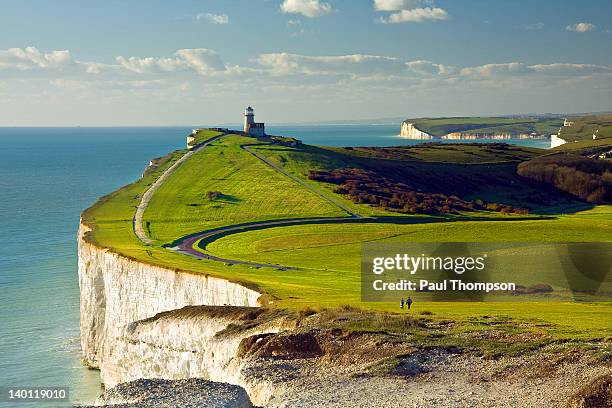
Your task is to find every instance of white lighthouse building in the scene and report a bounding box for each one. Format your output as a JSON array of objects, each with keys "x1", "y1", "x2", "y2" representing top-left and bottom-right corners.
[{"x1": 243, "y1": 106, "x2": 265, "y2": 137}]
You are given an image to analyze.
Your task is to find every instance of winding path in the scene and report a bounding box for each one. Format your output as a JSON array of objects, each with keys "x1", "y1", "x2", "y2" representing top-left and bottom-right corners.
[
  {"x1": 170, "y1": 216, "x2": 443, "y2": 270},
  {"x1": 136, "y1": 131, "x2": 549, "y2": 270},
  {"x1": 133, "y1": 133, "x2": 229, "y2": 245}
]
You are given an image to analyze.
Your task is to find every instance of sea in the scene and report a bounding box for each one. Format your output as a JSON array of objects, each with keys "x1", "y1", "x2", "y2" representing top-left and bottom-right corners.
[{"x1": 0, "y1": 125, "x2": 551, "y2": 406}]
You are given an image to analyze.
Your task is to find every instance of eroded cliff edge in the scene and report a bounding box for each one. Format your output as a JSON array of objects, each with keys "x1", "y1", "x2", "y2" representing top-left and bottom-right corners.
[
  {"x1": 77, "y1": 222, "x2": 286, "y2": 405},
  {"x1": 77, "y1": 221, "x2": 612, "y2": 408}
]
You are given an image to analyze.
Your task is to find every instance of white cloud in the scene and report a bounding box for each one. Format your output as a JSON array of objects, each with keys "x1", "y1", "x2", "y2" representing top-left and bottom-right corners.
[
  {"x1": 381, "y1": 7, "x2": 448, "y2": 23},
  {"x1": 566, "y1": 22, "x2": 596, "y2": 32},
  {"x1": 0, "y1": 47, "x2": 72, "y2": 70},
  {"x1": 460, "y1": 62, "x2": 612, "y2": 79},
  {"x1": 196, "y1": 13, "x2": 229, "y2": 25},
  {"x1": 374, "y1": 0, "x2": 431, "y2": 11},
  {"x1": 406, "y1": 60, "x2": 451, "y2": 75},
  {"x1": 175, "y1": 49, "x2": 226, "y2": 73},
  {"x1": 116, "y1": 48, "x2": 226, "y2": 75},
  {"x1": 1, "y1": 46, "x2": 611, "y2": 125},
  {"x1": 375, "y1": 1, "x2": 448, "y2": 24},
  {"x1": 255, "y1": 53, "x2": 408, "y2": 75},
  {"x1": 460, "y1": 62, "x2": 528, "y2": 77},
  {"x1": 280, "y1": 0, "x2": 332, "y2": 18},
  {"x1": 529, "y1": 63, "x2": 612, "y2": 76}
]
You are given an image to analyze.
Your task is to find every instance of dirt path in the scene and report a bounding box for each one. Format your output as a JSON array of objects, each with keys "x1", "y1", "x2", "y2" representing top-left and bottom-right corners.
[{"x1": 133, "y1": 133, "x2": 229, "y2": 245}]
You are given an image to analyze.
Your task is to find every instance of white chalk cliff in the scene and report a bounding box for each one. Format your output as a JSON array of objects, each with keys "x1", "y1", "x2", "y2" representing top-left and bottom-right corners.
[
  {"x1": 78, "y1": 222, "x2": 282, "y2": 406},
  {"x1": 550, "y1": 134, "x2": 567, "y2": 148},
  {"x1": 400, "y1": 122, "x2": 434, "y2": 139}
]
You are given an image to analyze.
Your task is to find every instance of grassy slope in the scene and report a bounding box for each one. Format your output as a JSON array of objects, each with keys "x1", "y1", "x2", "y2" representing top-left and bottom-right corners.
[
  {"x1": 190, "y1": 129, "x2": 224, "y2": 146},
  {"x1": 408, "y1": 117, "x2": 562, "y2": 137},
  {"x1": 329, "y1": 143, "x2": 544, "y2": 164},
  {"x1": 206, "y1": 206, "x2": 611, "y2": 289},
  {"x1": 249, "y1": 142, "x2": 582, "y2": 213},
  {"x1": 559, "y1": 113, "x2": 612, "y2": 142},
  {"x1": 142, "y1": 135, "x2": 344, "y2": 244},
  {"x1": 82, "y1": 133, "x2": 611, "y2": 339},
  {"x1": 202, "y1": 207, "x2": 612, "y2": 338}
]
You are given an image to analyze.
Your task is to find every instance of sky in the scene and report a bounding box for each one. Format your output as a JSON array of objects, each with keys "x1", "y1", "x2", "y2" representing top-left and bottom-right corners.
[{"x1": 0, "y1": 0, "x2": 611, "y2": 125}]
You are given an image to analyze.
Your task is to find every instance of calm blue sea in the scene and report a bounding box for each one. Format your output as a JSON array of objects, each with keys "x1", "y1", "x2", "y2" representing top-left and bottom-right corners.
[{"x1": 0, "y1": 125, "x2": 550, "y2": 406}]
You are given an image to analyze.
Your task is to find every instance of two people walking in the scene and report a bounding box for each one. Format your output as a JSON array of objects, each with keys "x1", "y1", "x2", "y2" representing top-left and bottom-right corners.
[{"x1": 400, "y1": 296, "x2": 412, "y2": 311}]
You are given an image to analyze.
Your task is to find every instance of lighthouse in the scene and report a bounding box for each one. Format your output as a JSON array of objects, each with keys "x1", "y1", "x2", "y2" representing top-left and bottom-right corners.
[{"x1": 243, "y1": 106, "x2": 265, "y2": 137}]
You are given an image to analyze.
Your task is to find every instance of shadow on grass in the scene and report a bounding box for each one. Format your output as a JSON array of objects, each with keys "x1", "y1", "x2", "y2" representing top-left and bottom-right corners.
[{"x1": 216, "y1": 194, "x2": 241, "y2": 204}]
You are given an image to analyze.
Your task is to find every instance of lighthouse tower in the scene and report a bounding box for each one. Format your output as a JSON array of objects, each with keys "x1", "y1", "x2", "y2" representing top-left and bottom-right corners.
[
  {"x1": 244, "y1": 106, "x2": 255, "y2": 132},
  {"x1": 243, "y1": 106, "x2": 265, "y2": 137}
]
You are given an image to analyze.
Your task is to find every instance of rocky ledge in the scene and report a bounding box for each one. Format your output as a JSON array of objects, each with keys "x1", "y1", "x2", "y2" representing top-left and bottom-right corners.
[{"x1": 78, "y1": 378, "x2": 253, "y2": 408}]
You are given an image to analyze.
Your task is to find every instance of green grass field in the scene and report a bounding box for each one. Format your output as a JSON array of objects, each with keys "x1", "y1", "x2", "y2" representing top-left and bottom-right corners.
[
  {"x1": 81, "y1": 129, "x2": 612, "y2": 341},
  {"x1": 559, "y1": 113, "x2": 612, "y2": 142},
  {"x1": 408, "y1": 116, "x2": 563, "y2": 137},
  {"x1": 204, "y1": 208, "x2": 611, "y2": 304},
  {"x1": 248, "y1": 142, "x2": 583, "y2": 213},
  {"x1": 188, "y1": 128, "x2": 225, "y2": 146},
  {"x1": 142, "y1": 135, "x2": 344, "y2": 244},
  {"x1": 206, "y1": 206, "x2": 612, "y2": 271}
]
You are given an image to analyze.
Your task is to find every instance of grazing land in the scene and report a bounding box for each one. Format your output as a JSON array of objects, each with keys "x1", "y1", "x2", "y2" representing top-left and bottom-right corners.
[
  {"x1": 81, "y1": 129, "x2": 612, "y2": 341},
  {"x1": 407, "y1": 116, "x2": 563, "y2": 137},
  {"x1": 249, "y1": 142, "x2": 583, "y2": 213},
  {"x1": 559, "y1": 113, "x2": 612, "y2": 142},
  {"x1": 142, "y1": 135, "x2": 344, "y2": 244}
]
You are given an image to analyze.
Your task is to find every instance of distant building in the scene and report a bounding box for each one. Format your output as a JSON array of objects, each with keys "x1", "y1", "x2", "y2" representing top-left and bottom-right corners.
[{"x1": 243, "y1": 106, "x2": 265, "y2": 137}]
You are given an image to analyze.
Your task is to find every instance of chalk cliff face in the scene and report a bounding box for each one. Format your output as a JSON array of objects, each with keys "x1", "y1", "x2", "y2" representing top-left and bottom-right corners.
[
  {"x1": 400, "y1": 122, "x2": 434, "y2": 139},
  {"x1": 550, "y1": 134, "x2": 567, "y2": 148},
  {"x1": 77, "y1": 222, "x2": 279, "y2": 404}
]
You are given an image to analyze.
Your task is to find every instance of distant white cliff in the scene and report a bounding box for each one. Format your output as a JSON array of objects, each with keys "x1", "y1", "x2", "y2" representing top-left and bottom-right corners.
[
  {"x1": 550, "y1": 134, "x2": 567, "y2": 148},
  {"x1": 400, "y1": 122, "x2": 434, "y2": 139}
]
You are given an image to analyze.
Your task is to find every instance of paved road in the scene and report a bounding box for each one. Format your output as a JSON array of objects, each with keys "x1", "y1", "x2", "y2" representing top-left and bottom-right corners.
[
  {"x1": 164, "y1": 139, "x2": 370, "y2": 270},
  {"x1": 171, "y1": 216, "x2": 447, "y2": 270},
  {"x1": 172, "y1": 217, "x2": 362, "y2": 270},
  {"x1": 133, "y1": 133, "x2": 229, "y2": 245}
]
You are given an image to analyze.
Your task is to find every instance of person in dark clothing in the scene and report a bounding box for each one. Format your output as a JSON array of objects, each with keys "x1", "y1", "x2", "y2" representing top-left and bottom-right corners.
[
  {"x1": 406, "y1": 296, "x2": 413, "y2": 310},
  {"x1": 400, "y1": 298, "x2": 405, "y2": 309}
]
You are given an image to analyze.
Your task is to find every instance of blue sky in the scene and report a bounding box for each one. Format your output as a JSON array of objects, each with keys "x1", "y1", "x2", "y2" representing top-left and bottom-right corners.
[{"x1": 0, "y1": 0, "x2": 611, "y2": 125}]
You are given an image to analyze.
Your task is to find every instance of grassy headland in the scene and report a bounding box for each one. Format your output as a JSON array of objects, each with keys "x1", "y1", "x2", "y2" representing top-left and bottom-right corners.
[
  {"x1": 142, "y1": 135, "x2": 344, "y2": 244},
  {"x1": 407, "y1": 116, "x2": 563, "y2": 137},
  {"x1": 559, "y1": 113, "x2": 612, "y2": 142},
  {"x1": 81, "y1": 128, "x2": 612, "y2": 341}
]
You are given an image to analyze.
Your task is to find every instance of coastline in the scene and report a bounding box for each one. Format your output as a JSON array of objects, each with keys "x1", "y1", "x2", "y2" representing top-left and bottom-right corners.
[{"x1": 74, "y1": 128, "x2": 611, "y2": 407}]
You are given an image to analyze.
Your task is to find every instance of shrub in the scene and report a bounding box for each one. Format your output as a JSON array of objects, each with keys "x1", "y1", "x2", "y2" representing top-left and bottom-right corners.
[
  {"x1": 309, "y1": 168, "x2": 527, "y2": 215},
  {"x1": 206, "y1": 191, "x2": 222, "y2": 201}
]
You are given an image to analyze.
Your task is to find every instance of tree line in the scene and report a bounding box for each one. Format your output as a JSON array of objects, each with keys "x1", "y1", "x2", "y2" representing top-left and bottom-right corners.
[{"x1": 517, "y1": 154, "x2": 612, "y2": 203}]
